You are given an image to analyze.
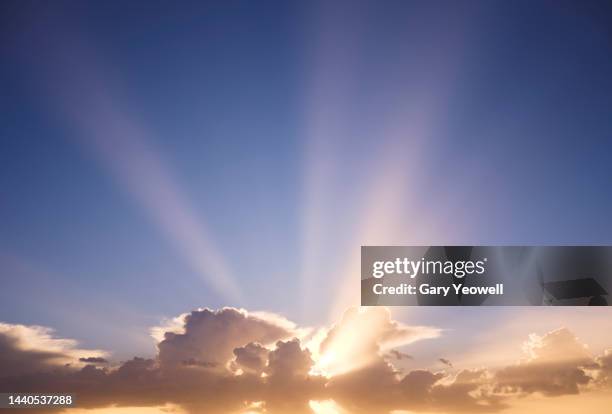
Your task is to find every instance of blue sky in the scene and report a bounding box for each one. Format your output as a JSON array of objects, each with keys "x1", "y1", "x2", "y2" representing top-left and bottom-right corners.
[{"x1": 1, "y1": 0, "x2": 612, "y2": 358}]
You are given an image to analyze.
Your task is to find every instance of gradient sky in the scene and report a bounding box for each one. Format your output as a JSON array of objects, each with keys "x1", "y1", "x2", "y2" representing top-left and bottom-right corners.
[{"x1": 1, "y1": 0, "x2": 612, "y2": 364}]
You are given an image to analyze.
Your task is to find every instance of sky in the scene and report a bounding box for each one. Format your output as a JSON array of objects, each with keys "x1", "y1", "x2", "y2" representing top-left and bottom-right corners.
[{"x1": 1, "y1": 1, "x2": 612, "y2": 413}]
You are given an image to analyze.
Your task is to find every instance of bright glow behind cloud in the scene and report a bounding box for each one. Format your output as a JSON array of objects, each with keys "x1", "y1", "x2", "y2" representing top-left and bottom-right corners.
[{"x1": 314, "y1": 307, "x2": 440, "y2": 376}]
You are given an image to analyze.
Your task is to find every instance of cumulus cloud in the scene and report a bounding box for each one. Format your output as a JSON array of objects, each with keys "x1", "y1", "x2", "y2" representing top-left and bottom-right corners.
[
  {"x1": 0, "y1": 309, "x2": 320, "y2": 414},
  {"x1": 430, "y1": 369, "x2": 505, "y2": 412},
  {"x1": 267, "y1": 339, "x2": 313, "y2": 380},
  {"x1": 157, "y1": 308, "x2": 294, "y2": 369},
  {"x1": 264, "y1": 339, "x2": 322, "y2": 414},
  {"x1": 2, "y1": 311, "x2": 612, "y2": 414},
  {"x1": 522, "y1": 328, "x2": 592, "y2": 363},
  {"x1": 232, "y1": 342, "x2": 269, "y2": 374},
  {"x1": 495, "y1": 328, "x2": 594, "y2": 396},
  {"x1": 595, "y1": 349, "x2": 612, "y2": 385},
  {"x1": 327, "y1": 360, "x2": 504, "y2": 413}
]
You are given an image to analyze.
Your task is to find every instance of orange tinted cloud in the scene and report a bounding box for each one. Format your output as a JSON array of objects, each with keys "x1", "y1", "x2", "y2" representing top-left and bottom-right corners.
[{"x1": 1, "y1": 308, "x2": 612, "y2": 414}]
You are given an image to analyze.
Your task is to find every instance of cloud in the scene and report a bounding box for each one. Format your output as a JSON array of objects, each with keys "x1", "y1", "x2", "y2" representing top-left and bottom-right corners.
[
  {"x1": 327, "y1": 360, "x2": 505, "y2": 413},
  {"x1": 430, "y1": 369, "x2": 506, "y2": 413},
  {"x1": 316, "y1": 307, "x2": 440, "y2": 375},
  {"x1": 326, "y1": 359, "x2": 404, "y2": 413},
  {"x1": 79, "y1": 357, "x2": 109, "y2": 364},
  {"x1": 267, "y1": 339, "x2": 313, "y2": 380},
  {"x1": 157, "y1": 308, "x2": 294, "y2": 369},
  {"x1": 439, "y1": 358, "x2": 453, "y2": 368},
  {"x1": 522, "y1": 328, "x2": 592, "y2": 363},
  {"x1": 0, "y1": 309, "x2": 321, "y2": 414},
  {"x1": 594, "y1": 349, "x2": 612, "y2": 386},
  {"x1": 0, "y1": 323, "x2": 107, "y2": 376},
  {"x1": 232, "y1": 342, "x2": 268, "y2": 374},
  {"x1": 2, "y1": 310, "x2": 612, "y2": 413},
  {"x1": 386, "y1": 349, "x2": 413, "y2": 361},
  {"x1": 495, "y1": 328, "x2": 594, "y2": 396},
  {"x1": 150, "y1": 314, "x2": 188, "y2": 343},
  {"x1": 264, "y1": 339, "x2": 322, "y2": 414}
]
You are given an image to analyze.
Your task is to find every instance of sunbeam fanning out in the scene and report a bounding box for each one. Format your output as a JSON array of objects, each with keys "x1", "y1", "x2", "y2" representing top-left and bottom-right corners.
[
  {"x1": 34, "y1": 35, "x2": 243, "y2": 303},
  {"x1": 298, "y1": 2, "x2": 479, "y2": 323},
  {"x1": 3, "y1": 1, "x2": 612, "y2": 414}
]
